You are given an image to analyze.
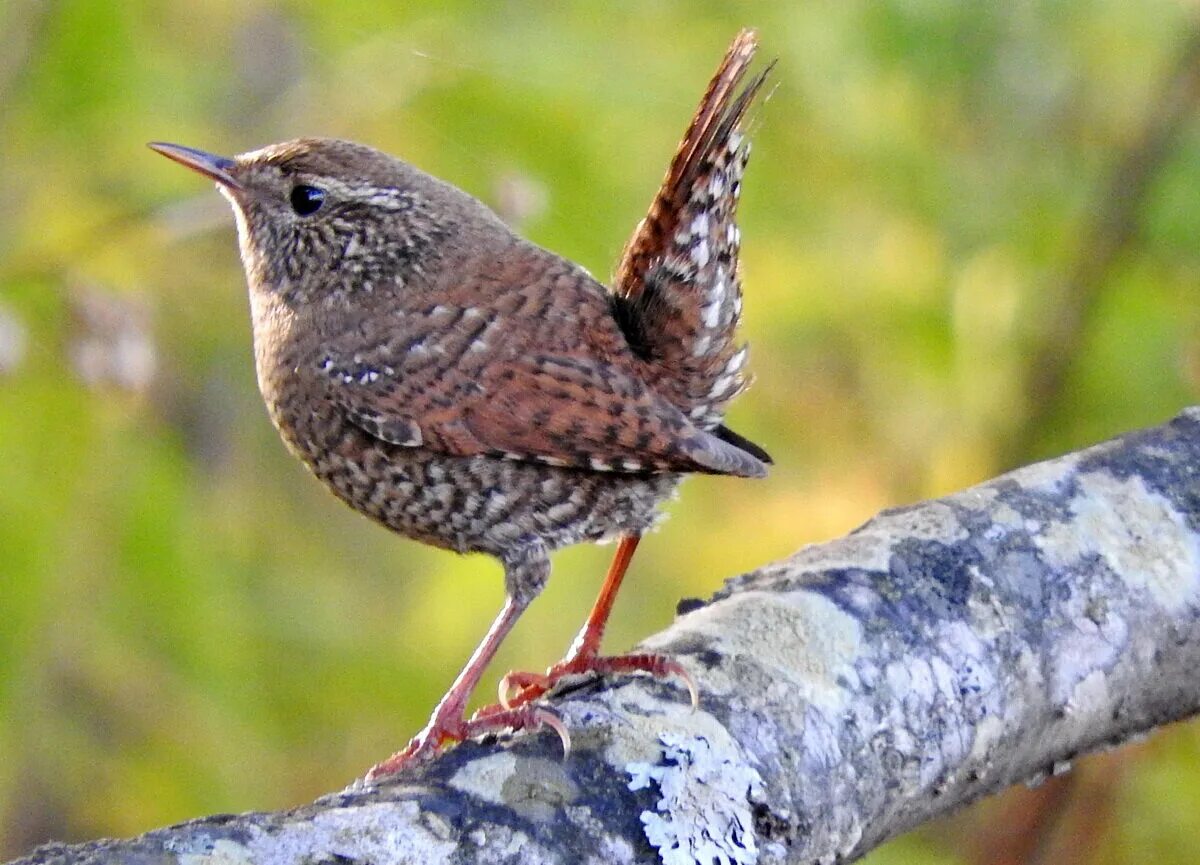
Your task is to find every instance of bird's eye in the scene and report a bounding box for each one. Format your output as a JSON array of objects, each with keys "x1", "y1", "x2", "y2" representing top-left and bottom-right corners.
[{"x1": 289, "y1": 184, "x2": 326, "y2": 216}]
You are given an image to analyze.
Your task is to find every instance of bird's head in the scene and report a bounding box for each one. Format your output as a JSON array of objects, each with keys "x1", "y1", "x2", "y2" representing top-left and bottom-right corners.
[{"x1": 150, "y1": 138, "x2": 495, "y2": 308}]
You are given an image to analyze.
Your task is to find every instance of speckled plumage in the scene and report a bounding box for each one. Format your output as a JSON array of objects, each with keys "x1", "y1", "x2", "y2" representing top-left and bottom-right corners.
[
  {"x1": 249, "y1": 210, "x2": 742, "y2": 566},
  {"x1": 151, "y1": 28, "x2": 771, "y2": 770},
  {"x1": 615, "y1": 30, "x2": 771, "y2": 430}
]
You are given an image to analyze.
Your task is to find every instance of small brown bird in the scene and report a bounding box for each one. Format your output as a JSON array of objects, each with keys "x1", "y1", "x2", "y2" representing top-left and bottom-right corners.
[{"x1": 150, "y1": 29, "x2": 771, "y2": 778}]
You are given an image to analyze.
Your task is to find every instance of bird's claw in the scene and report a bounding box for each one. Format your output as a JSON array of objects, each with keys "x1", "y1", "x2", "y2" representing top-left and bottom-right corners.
[
  {"x1": 364, "y1": 702, "x2": 570, "y2": 781},
  {"x1": 499, "y1": 651, "x2": 698, "y2": 711},
  {"x1": 470, "y1": 703, "x2": 572, "y2": 758}
]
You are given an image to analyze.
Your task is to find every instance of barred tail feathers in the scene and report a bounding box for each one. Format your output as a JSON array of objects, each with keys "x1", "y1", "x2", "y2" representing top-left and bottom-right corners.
[{"x1": 612, "y1": 28, "x2": 772, "y2": 432}]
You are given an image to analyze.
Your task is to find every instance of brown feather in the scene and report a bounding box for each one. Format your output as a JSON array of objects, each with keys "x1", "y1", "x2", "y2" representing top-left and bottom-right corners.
[
  {"x1": 609, "y1": 28, "x2": 773, "y2": 433},
  {"x1": 614, "y1": 28, "x2": 764, "y2": 298}
]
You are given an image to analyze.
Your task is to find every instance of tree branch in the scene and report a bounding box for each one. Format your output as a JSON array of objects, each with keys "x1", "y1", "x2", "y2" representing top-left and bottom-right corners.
[{"x1": 12, "y1": 408, "x2": 1200, "y2": 865}]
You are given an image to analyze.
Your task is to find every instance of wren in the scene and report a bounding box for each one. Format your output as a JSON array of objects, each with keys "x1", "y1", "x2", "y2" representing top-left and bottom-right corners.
[{"x1": 150, "y1": 28, "x2": 771, "y2": 778}]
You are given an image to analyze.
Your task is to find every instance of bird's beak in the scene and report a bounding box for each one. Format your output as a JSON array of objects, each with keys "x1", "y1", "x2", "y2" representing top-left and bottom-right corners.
[{"x1": 148, "y1": 142, "x2": 243, "y2": 191}]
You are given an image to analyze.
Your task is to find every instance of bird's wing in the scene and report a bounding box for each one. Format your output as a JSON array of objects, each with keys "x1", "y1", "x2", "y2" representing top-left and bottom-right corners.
[
  {"x1": 317, "y1": 321, "x2": 766, "y2": 478},
  {"x1": 455, "y1": 351, "x2": 766, "y2": 477}
]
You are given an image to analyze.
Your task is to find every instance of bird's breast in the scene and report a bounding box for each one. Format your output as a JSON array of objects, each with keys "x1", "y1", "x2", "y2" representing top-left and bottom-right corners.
[{"x1": 246, "y1": 290, "x2": 331, "y2": 454}]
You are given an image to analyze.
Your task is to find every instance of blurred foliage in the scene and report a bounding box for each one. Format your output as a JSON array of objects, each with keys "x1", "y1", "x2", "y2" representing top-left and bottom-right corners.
[{"x1": 1, "y1": 1, "x2": 1198, "y2": 862}]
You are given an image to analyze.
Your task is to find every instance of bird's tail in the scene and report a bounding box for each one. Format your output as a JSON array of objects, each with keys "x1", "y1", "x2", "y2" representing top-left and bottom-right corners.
[{"x1": 611, "y1": 28, "x2": 772, "y2": 431}]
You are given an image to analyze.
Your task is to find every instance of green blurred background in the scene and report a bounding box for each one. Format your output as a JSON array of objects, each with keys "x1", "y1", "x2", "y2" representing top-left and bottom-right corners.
[{"x1": 2, "y1": 1, "x2": 1198, "y2": 862}]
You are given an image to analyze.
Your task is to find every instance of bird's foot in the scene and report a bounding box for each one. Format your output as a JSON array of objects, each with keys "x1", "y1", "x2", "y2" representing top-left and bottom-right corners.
[
  {"x1": 365, "y1": 703, "x2": 570, "y2": 781},
  {"x1": 499, "y1": 650, "x2": 698, "y2": 711}
]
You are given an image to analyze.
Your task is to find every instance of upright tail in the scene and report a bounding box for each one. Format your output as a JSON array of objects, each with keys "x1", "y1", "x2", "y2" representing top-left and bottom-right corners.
[{"x1": 611, "y1": 28, "x2": 773, "y2": 432}]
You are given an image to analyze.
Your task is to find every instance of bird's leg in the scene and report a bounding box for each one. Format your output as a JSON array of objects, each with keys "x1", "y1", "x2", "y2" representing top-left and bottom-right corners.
[
  {"x1": 498, "y1": 534, "x2": 697, "y2": 710},
  {"x1": 366, "y1": 539, "x2": 565, "y2": 780}
]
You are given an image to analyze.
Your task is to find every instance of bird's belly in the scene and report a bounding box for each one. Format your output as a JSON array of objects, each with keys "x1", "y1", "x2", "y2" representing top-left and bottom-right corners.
[{"x1": 289, "y1": 415, "x2": 679, "y2": 556}]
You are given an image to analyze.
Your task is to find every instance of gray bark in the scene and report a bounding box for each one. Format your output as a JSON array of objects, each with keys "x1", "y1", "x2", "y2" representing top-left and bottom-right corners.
[{"x1": 12, "y1": 407, "x2": 1200, "y2": 865}]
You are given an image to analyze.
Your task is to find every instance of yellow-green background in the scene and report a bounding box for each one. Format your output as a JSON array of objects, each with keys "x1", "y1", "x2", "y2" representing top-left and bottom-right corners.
[{"x1": 2, "y1": 2, "x2": 1198, "y2": 863}]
